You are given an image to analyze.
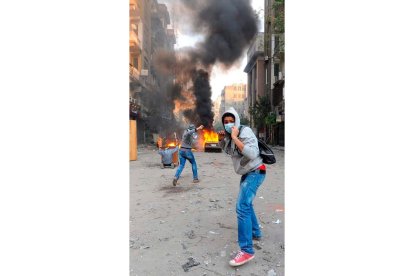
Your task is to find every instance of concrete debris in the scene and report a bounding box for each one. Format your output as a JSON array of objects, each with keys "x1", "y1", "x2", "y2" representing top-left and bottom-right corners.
[
  {"x1": 253, "y1": 243, "x2": 262, "y2": 250},
  {"x1": 129, "y1": 238, "x2": 140, "y2": 249},
  {"x1": 185, "y1": 230, "x2": 196, "y2": 239},
  {"x1": 267, "y1": 269, "x2": 277, "y2": 276},
  {"x1": 182, "y1": 257, "x2": 200, "y2": 272}
]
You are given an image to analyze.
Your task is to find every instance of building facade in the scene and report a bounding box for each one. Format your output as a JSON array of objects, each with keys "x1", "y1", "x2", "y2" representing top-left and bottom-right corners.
[
  {"x1": 219, "y1": 83, "x2": 248, "y2": 122},
  {"x1": 130, "y1": 0, "x2": 176, "y2": 147},
  {"x1": 263, "y1": 0, "x2": 285, "y2": 145},
  {"x1": 244, "y1": 32, "x2": 266, "y2": 133},
  {"x1": 130, "y1": 0, "x2": 144, "y2": 122}
]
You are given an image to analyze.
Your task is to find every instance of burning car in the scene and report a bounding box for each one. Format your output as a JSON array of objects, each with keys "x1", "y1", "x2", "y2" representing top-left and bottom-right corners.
[{"x1": 202, "y1": 129, "x2": 222, "y2": 153}]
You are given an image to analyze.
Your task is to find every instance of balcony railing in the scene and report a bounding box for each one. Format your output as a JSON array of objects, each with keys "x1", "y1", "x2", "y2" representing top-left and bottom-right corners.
[
  {"x1": 129, "y1": 30, "x2": 140, "y2": 47},
  {"x1": 129, "y1": 64, "x2": 140, "y2": 81},
  {"x1": 274, "y1": 34, "x2": 284, "y2": 54},
  {"x1": 247, "y1": 33, "x2": 264, "y2": 61},
  {"x1": 130, "y1": 7, "x2": 139, "y2": 20}
]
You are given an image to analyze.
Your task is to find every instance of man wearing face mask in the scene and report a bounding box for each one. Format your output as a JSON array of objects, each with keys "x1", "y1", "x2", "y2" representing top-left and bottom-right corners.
[
  {"x1": 218, "y1": 107, "x2": 266, "y2": 267},
  {"x1": 173, "y1": 123, "x2": 204, "y2": 186}
]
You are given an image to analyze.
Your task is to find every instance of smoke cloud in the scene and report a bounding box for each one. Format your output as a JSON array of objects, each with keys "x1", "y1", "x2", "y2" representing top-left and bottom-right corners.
[{"x1": 150, "y1": 0, "x2": 258, "y2": 132}]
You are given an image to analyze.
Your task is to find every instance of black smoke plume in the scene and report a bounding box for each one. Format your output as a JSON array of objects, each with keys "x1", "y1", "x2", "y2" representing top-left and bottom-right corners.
[{"x1": 153, "y1": 0, "x2": 258, "y2": 130}]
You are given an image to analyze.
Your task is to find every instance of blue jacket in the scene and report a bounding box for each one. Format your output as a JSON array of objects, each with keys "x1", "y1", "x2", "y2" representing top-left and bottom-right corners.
[{"x1": 158, "y1": 146, "x2": 178, "y2": 164}]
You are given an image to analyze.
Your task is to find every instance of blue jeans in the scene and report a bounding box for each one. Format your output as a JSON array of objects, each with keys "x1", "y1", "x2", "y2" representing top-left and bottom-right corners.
[
  {"x1": 174, "y1": 149, "x2": 198, "y2": 180},
  {"x1": 236, "y1": 171, "x2": 265, "y2": 254}
]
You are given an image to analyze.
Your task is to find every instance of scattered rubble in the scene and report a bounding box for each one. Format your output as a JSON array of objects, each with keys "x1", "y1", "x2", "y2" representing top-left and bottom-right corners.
[
  {"x1": 253, "y1": 243, "x2": 262, "y2": 250},
  {"x1": 267, "y1": 269, "x2": 277, "y2": 276},
  {"x1": 185, "y1": 230, "x2": 196, "y2": 239},
  {"x1": 182, "y1": 257, "x2": 200, "y2": 272}
]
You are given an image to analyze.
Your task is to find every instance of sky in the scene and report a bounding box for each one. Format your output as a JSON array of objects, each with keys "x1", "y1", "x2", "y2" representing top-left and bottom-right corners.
[{"x1": 168, "y1": 0, "x2": 264, "y2": 101}]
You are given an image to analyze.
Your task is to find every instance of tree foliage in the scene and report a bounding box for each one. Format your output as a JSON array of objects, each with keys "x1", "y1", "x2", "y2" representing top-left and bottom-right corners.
[
  {"x1": 249, "y1": 95, "x2": 272, "y2": 131},
  {"x1": 239, "y1": 114, "x2": 250, "y2": 126},
  {"x1": 272, "y1": 0, "x2": 285, "y2": 34}
]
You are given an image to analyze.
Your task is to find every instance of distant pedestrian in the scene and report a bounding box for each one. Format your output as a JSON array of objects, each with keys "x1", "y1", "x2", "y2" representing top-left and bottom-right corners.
[
  {"x1": 218, "y1": 107, "x2": 266, "y2": 267},
  {"x1": 158, "y1": 146, "x2": 179, "y2": 169},
  {"x1": 173, "y1": 124, "x2": 204, "y2": 186}
]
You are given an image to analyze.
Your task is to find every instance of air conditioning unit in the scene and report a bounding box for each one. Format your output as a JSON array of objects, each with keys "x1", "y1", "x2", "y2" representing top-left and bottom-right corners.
[{"x1": 264, "y1": 56, "x2": 269, "y2": 61}]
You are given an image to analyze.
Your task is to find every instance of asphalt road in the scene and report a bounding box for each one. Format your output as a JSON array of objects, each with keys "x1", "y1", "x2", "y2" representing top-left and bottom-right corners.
[{"x1": 130, "y1": 145, "x2": 284, "y2": 276}]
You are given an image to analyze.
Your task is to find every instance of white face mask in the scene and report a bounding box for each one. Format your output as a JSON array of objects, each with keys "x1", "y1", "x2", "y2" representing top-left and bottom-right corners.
[{"x1": 224, "y1": 123, "x2": 235, "y2": 133}]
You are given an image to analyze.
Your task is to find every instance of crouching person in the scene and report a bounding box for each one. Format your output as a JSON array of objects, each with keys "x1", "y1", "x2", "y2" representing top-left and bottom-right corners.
[
  {"x1": 218, "y1": 107, "x2": 266, "y2": 267},
  {"x1": 158, "y1": 146, "x2": 179, "y2": 169}
]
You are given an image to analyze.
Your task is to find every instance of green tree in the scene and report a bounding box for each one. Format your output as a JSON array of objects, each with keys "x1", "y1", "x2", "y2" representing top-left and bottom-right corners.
[
  {"x1": 249, "y1": 95, "x2": 272, "y2": 136},
  {"x1": 239, "y1": 114, "x2": 250, "y2": 126},
  {"x1": 272, "y1": 0, "x2": 285, "y2": 34}
]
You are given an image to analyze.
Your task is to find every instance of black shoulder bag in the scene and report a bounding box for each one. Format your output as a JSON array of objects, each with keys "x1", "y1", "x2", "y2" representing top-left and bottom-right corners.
[{"x1": 238, "y1": 125, "x2": 276, "y2": 165}]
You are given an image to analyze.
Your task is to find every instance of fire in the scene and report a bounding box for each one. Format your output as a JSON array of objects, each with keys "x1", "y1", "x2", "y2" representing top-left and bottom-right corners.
[
  {"x1": 203, "y1": 129, "x2": 219, "y2": 142},
  {"x1": 166, "y1": 142, "x2": 177, "y2": 147},
  {"x1": 157, "y1": 136, "x2": 179, "y2": 148},
  {"x1": 173, "y1": 90, "x2": 195, "y2": 118},
  {"x1": 202, "y1": 129, "x2": 219, "y2": 147}
]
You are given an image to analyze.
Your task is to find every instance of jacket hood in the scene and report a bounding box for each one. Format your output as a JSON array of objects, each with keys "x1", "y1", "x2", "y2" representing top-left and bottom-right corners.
[{"x1": 221, "y1": 107, "x2": 240, "y2": 129}]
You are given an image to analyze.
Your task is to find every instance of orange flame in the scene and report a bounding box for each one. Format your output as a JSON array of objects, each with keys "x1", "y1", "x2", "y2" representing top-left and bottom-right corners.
[
  {"x1": 201, "y1": 129, "x2": 219, "y2": 147},
  {"x1": 166, "y1": 142, "x2": 177, "y2": 147},
  {"x1": 203, "y1": 129, "x2": 219, "y2": 142}
]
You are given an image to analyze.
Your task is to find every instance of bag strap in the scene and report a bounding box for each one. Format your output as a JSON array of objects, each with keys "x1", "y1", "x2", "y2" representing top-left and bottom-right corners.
[
  {"x1": 233, "y1": 125, "x2": 246, "y2": 155},
  {"x1": 237, "y1": 125, "x2": 245, "y2": 137}
]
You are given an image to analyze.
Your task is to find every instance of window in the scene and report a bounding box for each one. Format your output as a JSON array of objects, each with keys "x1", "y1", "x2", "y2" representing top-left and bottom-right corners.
[
  {"x1": 274, "y1": 63, "x2": 279, "y2": 78},
  {"x1": 133, "y1": 57, "x2": 138, "y2": 69}
]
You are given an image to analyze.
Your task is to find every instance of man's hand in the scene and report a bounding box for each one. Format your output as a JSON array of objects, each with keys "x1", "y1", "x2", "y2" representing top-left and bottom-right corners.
[
  {"x1": 231, "y1": 126, "x2": 239, "y2": 139},
  {"x1": 218, "y1": 130, "x2": 225, "y2": 141},
  {"x1": 197, "y1": 125, "x2": 204, "y2": 130}
]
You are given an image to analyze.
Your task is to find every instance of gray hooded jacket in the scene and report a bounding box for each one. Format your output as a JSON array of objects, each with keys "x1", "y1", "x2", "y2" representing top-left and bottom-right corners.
[
  {"x1": 219, "y1": 107, "x2": 263, "y2": 175},
  {"x1": 180, "y1": 128, "x2": 196, "y2": 149}
]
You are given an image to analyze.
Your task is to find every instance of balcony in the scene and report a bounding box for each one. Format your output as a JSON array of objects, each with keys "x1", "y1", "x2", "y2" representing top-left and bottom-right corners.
[
  {"x1": 129, "y1": 64, "x2": 140, "y2": 81},
  {"x1": 275, "y1": 34, "x2": 284, "y2": 54},
  {"x1": 130, "y1": 5, "x2": 139, "y2": 20},
  {"x1": 247, "y1": 33, "x2": 264, "y2": 62},
  {"x1": 129, "y1": 30, "x2": 142, "y2": 50},
  {"x1": 244, "y1": 33, "x2": 265, "y2": 73}
]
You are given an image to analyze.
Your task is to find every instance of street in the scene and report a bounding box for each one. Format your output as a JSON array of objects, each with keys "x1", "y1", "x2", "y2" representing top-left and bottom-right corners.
[{"x1": 130, "y1": 145, "x2": 284, "y2": 275}]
